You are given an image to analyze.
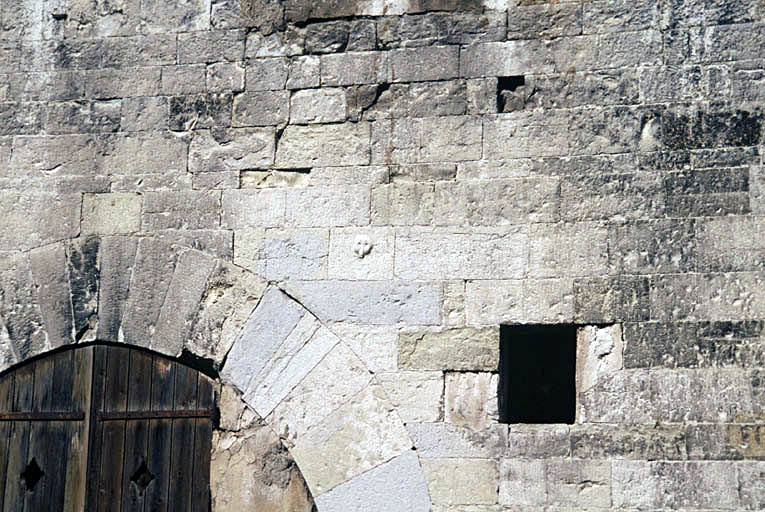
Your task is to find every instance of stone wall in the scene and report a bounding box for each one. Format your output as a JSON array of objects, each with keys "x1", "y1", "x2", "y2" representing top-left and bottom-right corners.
[{"x1": 0, "y1": 0, "x2": 764, "y2": 510}]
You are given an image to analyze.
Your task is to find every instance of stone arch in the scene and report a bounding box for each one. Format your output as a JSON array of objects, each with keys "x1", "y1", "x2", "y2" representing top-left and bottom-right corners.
[{"x1": 0, "y1": 235, "x2": 432, "y2": 511}]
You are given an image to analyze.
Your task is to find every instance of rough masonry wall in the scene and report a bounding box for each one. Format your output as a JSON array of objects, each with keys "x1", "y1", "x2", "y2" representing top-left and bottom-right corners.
[{"x1": 0, "y1": 0, "x2": 764, "y2": 510}]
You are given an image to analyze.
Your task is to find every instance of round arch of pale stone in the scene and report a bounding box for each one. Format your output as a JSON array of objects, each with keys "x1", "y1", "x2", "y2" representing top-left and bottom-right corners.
[{"x1": 0, "y1": 235, "x2": 432, "y2": 511}]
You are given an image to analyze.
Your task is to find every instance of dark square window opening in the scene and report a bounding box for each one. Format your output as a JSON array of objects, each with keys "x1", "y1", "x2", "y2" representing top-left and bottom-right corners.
[{"x1": 499, "y1": 324, "x2": 577, "y2": 424}]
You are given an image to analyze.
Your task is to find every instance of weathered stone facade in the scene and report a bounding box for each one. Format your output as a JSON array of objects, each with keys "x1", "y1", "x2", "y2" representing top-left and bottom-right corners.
[{"x1": 1, "y1": 0, "x2": 764, "y2": 510}]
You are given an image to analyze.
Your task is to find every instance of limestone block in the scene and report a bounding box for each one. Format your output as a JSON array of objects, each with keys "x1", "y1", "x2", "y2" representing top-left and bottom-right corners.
[
  {"x1": 574, "y1": 275, "x2": 650, "y2": 323},
  {"x1": 158, "y1": 64, "x2": 205, "y2": 96},
  {"x1": 110, "y1": 172, "x2": 192, "y2": 193},
  {"x1": 529, "y1": 222, "x2": 608, "y2": 277},
  {"x1": 696, "y1": 217, "x2": 765, "y2": 272},
  {"x1": 371, "y1": 183, "x2": 435, "y2": 226},
  {"x1": 148, "y1": 230, "x2": 233, "y2": 261},
  {"x1": 29, "y1": 244, "x2": 73, "y2": 347},
  {"x1": 597, "y1": 30, "x2": 662, "y2": 69},
  {"x1": 235, "y1": 228, "x2": 328, "y2": 280},
  {"x1": 275, "y1": 122, "x2": 371, "y2": 168},
  {"x1": 499, "y1": 459, "x2": 546, "y2": 506},
  {"x1": 168, "y1": 92, "x2": 233, "y2": 131},
  {"x1": 612, "y1": 461, "x2": 741, "y2": 509},
  {"x1": 328, "y1": 227, "x2": 393, "y2": 280},
  {"x1": 286, "y1": 56, "x2": 320, "y2": 89},
  {"x1": 377, "y1": 371, "x2": 443, "y2": 423},
  {"x1": 9, "y1": 134, "x2": 95, "y2": 177},
  {"x1": 608, "y1": 219, "x2": 697, "y2": 275},
  {"x1": 121, "y1": 97, "x2": 169, "y2": 132},
  {"x1": 142, "y1": 190, "x2": 220, "y2": 230},
  {"x1": 331, "y1": 324, "x2": 398, "y2": 373},
  {"x1": 304, "y1": 20, "x2": 350, "y2": 54},
  {"x1": 178, "y1": 30, "x2": 245, "y2": 64},
  {"x1": 222, "y1": 287, "x2": 306, "y2": 391},
  {"x1": 408, "y1": 422, "x2": 507, "y2": 459},
  {"x1": 738, "y1": 461, "x2": 765, "y2": 510},
  {"x1": 119, "y1": 239, "x2": 182, "y2": 347},
  {"x1": 211, "y1": 426, "x2": 315, "y2": 512},
  {"x1": 372, "y1": 116, "x2": 482, "y2": 164},
  {"x1": 571, "y1": 424, "x2": 686, "y2": 460},
  {"x1": 390, "y1": 46, "x2": 459, "y2": 82},
  {"x1": 0, "y1": 192, "x2": 80, "y2": 252},
  {"x1": 465, "y1": 280, "x2": 523, "y2": 326},
  {"x1": 321, "y1": 51, "x2": 390, "y2": 86},
  {"x1": 507, "y1": 3, "x2": 583, "y2": 40},
  {"x1": 96, "y1": 132, "x2": 188, "y2": 175},
  {"x1": 582, "y1": 0, "x2": 658, "y2": 34},
  {"x1": 705, "y1": 23, "x2": 765, "y2": 63},
  {"x1": 285, "y1": 186, "x2": 371, "y2": 227},
  {"x1": 267, "y1": 342, "x2": 373, "y2": 443},
  {"x1": 81, "y1": 193, "x2": 141, "y2": 235},
  {"x1": 577, "y1": 369, "x2": 655, "y2": 424},
  {"x1": 290, "y1": 384, "x2": 412, "y2": 495},
  {"x1": 221, "y1": 189, "x2": 286, "y2": 228},
  {"x1": 152, "y1": 250, "x2": 217, "y2": 356},
  {"x1": 207, "y1": 62, "x2": 245, "y2": 93},
  {"x1": 139, "y1": 0, "x2": 210, "y2": 33},
  {"x1": 365, "y1": 82, "x2": 468, "y2": 120},
  {"x1": 460, "y1": 40, "x2": 554, "y2": 78},
  {"x1": 442, "y1": 280, "x2": 465, "y2": 327},
  {"x1": 445, "y1": 372, "x2": 498, "y2": 431},
  {"x1": 523, "y1": 278, "x2": 575, "y2": 324},
  {"x1": 314, "y1": 451, "x2": 431, "y2": 512},
  {"x1": 282, "y1": 280, "x2": 440, "y2": 325},
  {"x1": 232, "y1": 91, "x2": 289, "y2": 126},
  {"x1": 576, "y1": 324, "x2": 624, "y2": 394},
  {"x1": 96, "y1": 236, "x2": 139, "y2": 342},
  {"x1": 399, "y1": 326, "x2": 499, "y2": 371},
  {"x1": 751, "y1": 166, "x2": 764, "y2": 215},
  {"x1": 244, "y1": 322, "x2": 340, "y2": 418},
  {"x1": 394, "y1": 228, "x2": 528, "y2": 280},
  {"x1": 466, "y1": 78, "x2": 498, "y2": 114},
  {"x1": 422, "y1": 458, "x2": 499, "y2": 505},
  {"x1": 0, "y1": 254, "x2": 48, "y2": 359},
  {"x1": 546, "y1": 459, "x2": 611, "y2": 507},
  {"x1": 189, "y1": 128, "x2": 275, "y2": 174},
  {"x1": 185, "y1": 261, "x2": 268, "y2": 365},
  {"x1": 290, "y1": 88, "x2": 347, "y2": 124},
  {"x1": 100, "y1": 35, "x2": 177, "y2": 68},
  {"x1": 506, "y1": 424, "x2": 570, "y2": 458},
  {"x1": 483, "y1": 112, "x2": 569, "y2": 160},
  {"x1": 65, "y1": 237, "x2": 101, "y2": 341}
]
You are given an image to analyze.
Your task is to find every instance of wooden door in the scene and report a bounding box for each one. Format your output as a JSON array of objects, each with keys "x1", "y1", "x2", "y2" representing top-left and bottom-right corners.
[{"x1": 0, "y1": 345, "x2": 214, "y2": 512}]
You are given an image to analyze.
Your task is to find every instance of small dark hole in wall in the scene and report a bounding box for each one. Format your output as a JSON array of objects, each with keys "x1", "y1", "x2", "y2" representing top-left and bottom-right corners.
[
  {"x1": 21, "y1": 458, "x2": 44, "y2": 492},
  {"x1": 498, "y1": 324, "x2": 577, "y2": 424},
  {"x1": 497, "y1": 75, "x2": 526, "y2": 113}
]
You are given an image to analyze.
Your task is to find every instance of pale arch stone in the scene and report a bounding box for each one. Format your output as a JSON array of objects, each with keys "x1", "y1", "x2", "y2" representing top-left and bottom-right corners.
[{"x1": 0, "y1": 235, "x2": 432, "y2": 511}]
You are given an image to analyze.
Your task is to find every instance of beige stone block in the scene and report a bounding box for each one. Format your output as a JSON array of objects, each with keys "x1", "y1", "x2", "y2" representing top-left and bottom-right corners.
[
  {"x1": 378, "y1": 371, "x2": 443, "y2": 423},
  {"x1": 442, "y1": 280, "x2": 466, "y2": 327},
  {"x1": 328, "y1": 227, "x2": 394, "y2": 280},
  {"x1": 576, "y1": 324, "x2": 624, "y2": 395},
  {"x1": 275, "y1": 122, "x2": 371, "y2": 168},
  {"x1": 291, "y1": 384, "x2": 412, "y2": 495},
  {"x1": 267, "y1": 342, "x2": 373, "y2": 444},
  {"x1": 445, "y1": 372, "x2": 499, "y2": 431},
  {"x1": 399, "y1": 326, "x2": 500, "y2": 371},
  {"x1": 330, "y1": 324, "x2": 398, "y2": 373},
  {"x1": 465, "y1": 280, "x2": 524, "y2": 326},
  {"x1": 422, "y1": 458, "x2": 499, "y2": 505},
  {"x1": 81, "y1": 193, "x2": 141, "y2": 234}
]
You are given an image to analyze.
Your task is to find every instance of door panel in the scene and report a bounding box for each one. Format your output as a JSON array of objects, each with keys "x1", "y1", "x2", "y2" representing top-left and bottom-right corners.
[{"x1": 0, "y1": 345, "x2": 214, "y2": 512}]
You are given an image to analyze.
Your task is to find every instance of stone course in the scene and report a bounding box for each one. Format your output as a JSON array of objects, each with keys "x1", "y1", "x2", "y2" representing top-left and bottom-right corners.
[{"x1": 1, "y1": 0, "x2": 764, "y2": 509}]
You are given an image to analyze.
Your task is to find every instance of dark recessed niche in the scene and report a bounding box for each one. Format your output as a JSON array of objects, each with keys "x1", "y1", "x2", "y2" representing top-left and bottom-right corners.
[
  {"x1": 497, "y1": 75, "x2": 526, "y2": 112},
  {"x1": 498, "y1": 324, "x2": 577, "y2": 424}
]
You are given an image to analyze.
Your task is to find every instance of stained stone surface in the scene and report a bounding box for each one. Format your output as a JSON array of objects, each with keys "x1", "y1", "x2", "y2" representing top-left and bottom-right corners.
[{"x1": 2, "y1": 0, "x2": 764, "y2": 510}]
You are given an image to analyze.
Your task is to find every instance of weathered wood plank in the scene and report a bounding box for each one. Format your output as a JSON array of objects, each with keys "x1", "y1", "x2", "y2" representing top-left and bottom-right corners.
[
  {"x1": 64, "y1": 346, "x2": 93, "y2": 512},
  {"x1": 24, "y1": 356, "x2": 55, "y2": 512},
  {"x1": 3, "y1": 362, "x2": 33, "y2": 512},
  {"x1": 85, "y1": 345, "x2": 108, "y2": 511},
  {"x1": 168, "y1": 364, "x2": 197, "y2": 510},
  {"x1": 121, "y1": 349, "x2": 152, "y2": 512},
  {"x1": 0, "y1": 371, "x2": 15, "y2": 511},
  {"x1": 98, "y1": 346, "x2": 130, "y2": 512},
  {"x1": 191, "y1": 375, "x2": 214, "y2": 512},
  {"x1": 145, "y1": 357, "x2": 175, "y2": 512}
]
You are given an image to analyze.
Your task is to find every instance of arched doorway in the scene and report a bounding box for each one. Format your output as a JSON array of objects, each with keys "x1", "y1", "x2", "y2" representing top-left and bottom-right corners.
[{"x1": 0, "y1": 344, "x2": 214, "y2": 511}]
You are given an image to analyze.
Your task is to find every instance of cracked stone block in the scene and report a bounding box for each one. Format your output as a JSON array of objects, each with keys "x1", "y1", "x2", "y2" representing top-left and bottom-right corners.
[
  {"x1": 189, "y1": 128, "x2": 275, "y2": 174},
  {"x1": 290, "y1": 384, "x2": 411, "y2": 495},
  {"x1": 445, "y1": 372, "x2": 499, "y2": 431},
  {"x1": 576, "y1": 324, "x2": 624, "y2": 394}
]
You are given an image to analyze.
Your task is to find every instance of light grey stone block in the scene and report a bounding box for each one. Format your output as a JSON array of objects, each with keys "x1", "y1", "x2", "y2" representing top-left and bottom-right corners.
[
  {"x1": 372, "y1": 116, "x2": 482, "y2": 164},
  {"x1": 483, "y1": 112, "x2": 569, "y2": 160},
  {"x1": 321, "y1": 51, "x2": 390, "y2": 86},
  {"x1": 390, "y1": 46, "x2": 459, "y2": 82},
  {"x1": 0, "y1": 192, "x2": 81, "y2": 252},
  {"x1": 29, "y1": 244, "x2": 73, "y2": 348},
  {"x1": 232, "y1": 90, "x2": 290, "y2": 126},
  {"x1": 189, "y1": 128, "x2": 275, "y2": 174},
  {"x1": 460, "y1": 40, "x2": 554, "y2": 78},
  {"x1": 222, "y1": 287, "x2": 306, "y2": 391},
  {"x1": 235, "y1": 228, "x2": 328, "y2": 280},
  {"x1": 97, "y1": 236, "x2": 139, "y2": 342},
  {"x1": 221, "y1": 189, "x2": 286, "y2": 228},
  {"x1": 328, "y1": 227, "x2": 394, "y2": 280},
  {"x1": 378, "y1": 371, "x2": 443, "y2": 423},
  {"x1": 445, "y1": 372, "x2": 498, "y2": 431},
  {"x1": 275, "y1": 122, "x2": 371, "y2": 168},
  {"x1": 314, "y1": 451, "x2": 431, "y2": 512},
  {"x1": 290, "y1": 88, "x2": 347, "y2": 124},
  {"x1": 142, "y1": 190, "x2": 220, "y2": 230},
  {"x1": 281, "y1": 280, "x2": 440, "y2": 325},
  {"x1": 178, "y1": 29, "x2": 245, "y2": 64},
  {"x1": 394, "y1": 228, "x2": 528, "y2": 280},
  {"x1": 285, "y1": 186, "x2": 371, "y2": 227},
  {"x1": 422, "y1": 458, "x2": 499, "y2": 506},
  {"x1": 409, "y1": 422, "x2": 507, "y2": 459},
  {"x1": 286, "y1": 55, "x2": 320, "y2": 89}
]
